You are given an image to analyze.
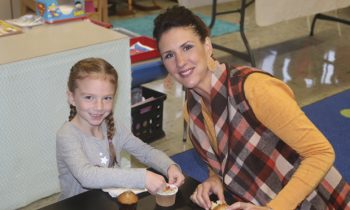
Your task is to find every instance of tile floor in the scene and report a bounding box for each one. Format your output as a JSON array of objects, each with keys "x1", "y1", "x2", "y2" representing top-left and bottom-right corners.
[{"x1": 18, "y1": 0, "x2": 350, "y2": 209}]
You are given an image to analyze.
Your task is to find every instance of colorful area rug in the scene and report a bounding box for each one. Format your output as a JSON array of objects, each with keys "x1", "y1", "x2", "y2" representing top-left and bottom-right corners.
[
  {"x1": 172, "y1": 89, "x2": 350, "y2": 183},
  {"x1": 111, "y1": 13, "x2": 240, "y2": 38}
]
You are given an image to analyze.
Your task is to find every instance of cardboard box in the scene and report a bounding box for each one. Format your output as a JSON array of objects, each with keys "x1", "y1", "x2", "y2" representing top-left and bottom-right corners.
[{"x1": 35, "y1": 0, "x2": 85, "y2": 23}]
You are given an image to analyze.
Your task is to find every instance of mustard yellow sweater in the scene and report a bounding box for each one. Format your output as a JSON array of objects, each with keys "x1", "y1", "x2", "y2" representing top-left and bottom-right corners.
[{"x1": 185, "y1": 73, "x2": 335, "y2": 210}]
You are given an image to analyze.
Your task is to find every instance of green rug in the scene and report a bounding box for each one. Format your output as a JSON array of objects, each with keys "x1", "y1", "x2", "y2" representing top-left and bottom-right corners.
[{"x1": 111, "y1": 13, "x2": 240, "y2": 38}]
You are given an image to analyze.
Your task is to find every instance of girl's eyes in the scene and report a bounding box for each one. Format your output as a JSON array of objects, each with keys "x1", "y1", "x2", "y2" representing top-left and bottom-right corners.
[
  {"x1": 84, "y1": 96, "x2": 93, "y2": 100},
  {"x1": 82, "y1": 96, "x2": 113, "y2": 101},
  {"x1": 104, "y1": 96, "x2": 113, "y2": 101}
]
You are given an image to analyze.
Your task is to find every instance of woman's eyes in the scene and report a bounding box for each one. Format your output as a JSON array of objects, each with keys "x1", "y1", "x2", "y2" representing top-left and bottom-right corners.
[
  {"x1": 163, "y1": 53, "x2": 174, "y2": 60},
  {"x1": 183, "y1": 44, "x2": 193, "y2": 51},
  {"x1": 163, "y1": 44, "x2": 194, "y2": 60}
]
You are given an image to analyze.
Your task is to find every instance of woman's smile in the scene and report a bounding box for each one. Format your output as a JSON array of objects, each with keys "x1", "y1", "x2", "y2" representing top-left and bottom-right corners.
[{"x1": 178, "y1": 67, "x2": 195, "y2": 78}]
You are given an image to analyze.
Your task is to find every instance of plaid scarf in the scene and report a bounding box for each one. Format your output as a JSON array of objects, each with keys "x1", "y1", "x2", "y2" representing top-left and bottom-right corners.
[{"x1": 187, "y1": 65, "x2": 350, "y2": 209}]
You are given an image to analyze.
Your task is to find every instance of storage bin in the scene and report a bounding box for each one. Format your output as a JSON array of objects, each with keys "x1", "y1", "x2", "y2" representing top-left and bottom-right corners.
[
  {"x1": 131, "y1": 60, "x2": 167, "y2": 88},
  {"x1": 131, "y1": 86, "x2": 166, "y2": 143},
  {"x1": 130, "y1": 36, "x2": 160, "y2": 63}
]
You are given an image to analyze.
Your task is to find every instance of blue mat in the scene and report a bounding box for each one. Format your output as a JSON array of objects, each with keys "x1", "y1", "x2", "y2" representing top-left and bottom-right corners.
[
  {"x1": 303, "y1": 89, "x2": 350, "y2": 182},
  {"x1": 171, "y1": 89, "x2": 350, "y2": 183},
  {"x1": 111, "y1": 13, "x2": 240, "y2": 38},
  {"x1": 171, "y1": 149, "x2": 209, "y2": 182}
]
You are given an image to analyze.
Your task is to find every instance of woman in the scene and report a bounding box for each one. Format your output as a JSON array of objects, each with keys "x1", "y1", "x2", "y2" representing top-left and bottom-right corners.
[{"x1": 153, "y1": 6, "x2": 350, "y2": 210}]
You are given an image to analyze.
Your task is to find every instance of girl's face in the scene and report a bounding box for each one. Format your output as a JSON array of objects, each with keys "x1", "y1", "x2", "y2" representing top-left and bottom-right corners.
[
  {"x1": 158, "y1": 27, "x2": 213, "y2": 92},
  {"x1": 68, "y1": 76, "x2": 115, "y2": 129}
]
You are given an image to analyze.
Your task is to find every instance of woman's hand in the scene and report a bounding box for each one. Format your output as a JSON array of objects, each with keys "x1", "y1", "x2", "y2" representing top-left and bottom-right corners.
[
  {"x1": 167, "y1": 164, "x2": 185, "y2": 187},
  {"x1": 227, "y1": 202, "x2": 272, "y2": 210},
  {"x1": 190, "y1": 174, "x2": 225, "y2": 210},
  {"x1": 145, "y1": 170, "x2": 166, "y2": 195}
]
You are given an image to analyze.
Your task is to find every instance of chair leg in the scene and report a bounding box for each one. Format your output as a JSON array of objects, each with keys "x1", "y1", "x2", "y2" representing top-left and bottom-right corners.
[
  {"x1": 310, "y1": 13, "x2": 320, "y2": 36},
  {"x1": 209, "y1": 0, "x2": 218, "y2": 29},
  {"x1": 210, "y1": 0, "x2": 256, "y2": 67},
  {"x1": 183, "y1": 120, "x2": 187, "y2": 142},
  {"x1": 310, "y1": 13, "x2": 350, "y2": 36},
  {"x1": 182, "y1": 87, "x2": 187, "y2": 142},
  {"x1": 239, "y1": 0, "x2": 256, "y2": 67}
]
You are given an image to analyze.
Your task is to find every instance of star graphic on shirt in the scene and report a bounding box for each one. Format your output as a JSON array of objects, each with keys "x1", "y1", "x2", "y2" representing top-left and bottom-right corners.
[{"x1": 100, "y1": 156, "x2": 109, "y2": 165}]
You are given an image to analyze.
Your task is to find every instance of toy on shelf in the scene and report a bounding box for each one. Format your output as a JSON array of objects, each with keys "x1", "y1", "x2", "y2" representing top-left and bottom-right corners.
[{"x1": 35, "y1": 0, "x2": 85, "y2": 23}]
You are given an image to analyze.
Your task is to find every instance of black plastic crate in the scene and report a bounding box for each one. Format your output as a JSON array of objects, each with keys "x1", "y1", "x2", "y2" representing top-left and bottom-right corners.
[{"x1": 131, "y1": 86, "x2": 167, "y2": 143}]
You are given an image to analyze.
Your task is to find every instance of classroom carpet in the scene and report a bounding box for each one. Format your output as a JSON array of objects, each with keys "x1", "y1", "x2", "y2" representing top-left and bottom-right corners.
[
  {"x1": 303, "y1": 89, "x2": 350, "y2": 182},
  {"x1": 111, "y1": 13, "x2": 240, "y2": 38},
  {"x1": 171, "y1": 89, "x2": 350, "y2": 183}
]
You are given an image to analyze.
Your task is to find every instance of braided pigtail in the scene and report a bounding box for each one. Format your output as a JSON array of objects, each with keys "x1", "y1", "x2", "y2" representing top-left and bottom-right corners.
[
  {"x1": 68, "y1": 104, "x2": 77, "y2": 121},
  {"x1": 105, "y1": 112, "x2": 117, "y2": 167}
]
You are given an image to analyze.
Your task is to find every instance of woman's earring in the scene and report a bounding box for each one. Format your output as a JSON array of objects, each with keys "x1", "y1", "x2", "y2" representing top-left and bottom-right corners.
[{"x1": 207, "y1": 57, "x2": 216, "y2": 72}]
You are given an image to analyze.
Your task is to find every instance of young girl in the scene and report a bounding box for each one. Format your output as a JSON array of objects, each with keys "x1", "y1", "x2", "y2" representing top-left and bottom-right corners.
[
  {"x1": 56, "y1": 57, "x2": 184, "y2": 200},
  {"x1": 153, "y1": 6, "x2": 350, "y2": 210}
]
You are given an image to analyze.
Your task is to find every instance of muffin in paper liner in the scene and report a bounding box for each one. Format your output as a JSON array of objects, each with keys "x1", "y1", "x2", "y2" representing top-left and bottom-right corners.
[{"x1": 117, "y1": 191, "x2": 139, "y2": 210}]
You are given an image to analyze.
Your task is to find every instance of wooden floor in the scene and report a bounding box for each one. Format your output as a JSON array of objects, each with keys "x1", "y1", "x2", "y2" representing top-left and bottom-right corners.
[{"x1": 18, "y1": 0, "x2": 350, "y2": 209}]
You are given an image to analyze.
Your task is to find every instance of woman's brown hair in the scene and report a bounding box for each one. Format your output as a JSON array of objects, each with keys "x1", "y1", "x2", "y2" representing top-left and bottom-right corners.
[{"x1": 153, "y1": 5, "x2": 210, "y2": 43}]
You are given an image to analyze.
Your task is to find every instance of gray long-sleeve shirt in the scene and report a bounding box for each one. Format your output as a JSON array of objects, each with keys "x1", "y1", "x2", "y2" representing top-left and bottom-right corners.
[{"x1": 56, "y1": 120, "x2": 176, "y2": 200}]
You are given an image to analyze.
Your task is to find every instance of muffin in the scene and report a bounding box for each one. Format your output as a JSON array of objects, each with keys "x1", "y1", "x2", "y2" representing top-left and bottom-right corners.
[
  {"x1": 155, "y1": 184, "x2": 178, "y2": 207},
  {"x1": 117, "y1": 191, "x2": 139, "y2": 210},
  {"x1": 211, "y1": 200, "x2": 229, "y2": 210}
]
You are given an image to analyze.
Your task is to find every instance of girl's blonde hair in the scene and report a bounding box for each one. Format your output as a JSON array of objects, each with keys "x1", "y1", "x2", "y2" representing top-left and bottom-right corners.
[{"x1": 68, "y1": 58, "x2": 118, "y2": 167}]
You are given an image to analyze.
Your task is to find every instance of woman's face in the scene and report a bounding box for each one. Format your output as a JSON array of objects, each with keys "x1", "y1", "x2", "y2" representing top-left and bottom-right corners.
[{"x1": 158, "y1": 27, "x2": 213, "y2": 92}]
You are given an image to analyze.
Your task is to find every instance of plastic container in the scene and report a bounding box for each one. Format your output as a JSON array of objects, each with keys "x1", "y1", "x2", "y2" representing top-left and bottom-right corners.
[
  {"x1": 131, "y1": 86, "x2": 166, "y2": 143},
  {"x1": 130, "y1": 36, "x2": 160, "y2": 63},
  {"x1": 155, "y1": 184, "x2": 178, "y2": 207},
  {"x1": 112, "y1": 28, "x2": 159, "y2": 63},
  {"x1": 131, "y1": 60, "x2": 167, "y2": 88}
]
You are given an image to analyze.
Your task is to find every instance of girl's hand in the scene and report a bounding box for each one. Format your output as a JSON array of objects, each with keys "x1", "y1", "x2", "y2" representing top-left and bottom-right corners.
[
  {"x1": 190, "y1": 174, "x2": 225, "y2": 210},
  {"x1": 167, "y1": 164, "x2": 185, "y2": 187},
  {"x1": 227, "y1": 202, "x2": 272, "y2": 210},
  {"x1": 145, "y1": 170, "x2": 166, "y2": 195}
]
